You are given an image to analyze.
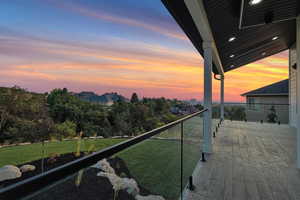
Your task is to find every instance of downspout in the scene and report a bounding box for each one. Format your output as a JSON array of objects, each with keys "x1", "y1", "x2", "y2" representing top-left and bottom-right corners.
[{"x1": 214, "y1": 74, "x2": 222, "y2": 81}]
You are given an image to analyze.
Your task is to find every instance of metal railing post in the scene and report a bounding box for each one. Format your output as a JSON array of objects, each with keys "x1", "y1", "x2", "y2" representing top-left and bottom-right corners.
[
  {"x1": 220, "y1": 75, "x2": 225, "y2": 120},
  {"x1": 180, "y1": 121, "x2": 183, "y2": 199}
]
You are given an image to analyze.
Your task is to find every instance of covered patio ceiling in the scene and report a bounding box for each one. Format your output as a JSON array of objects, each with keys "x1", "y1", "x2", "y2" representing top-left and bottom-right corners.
[{"x1": 162, "y1": 0, "x2": 299, "y2": 74}]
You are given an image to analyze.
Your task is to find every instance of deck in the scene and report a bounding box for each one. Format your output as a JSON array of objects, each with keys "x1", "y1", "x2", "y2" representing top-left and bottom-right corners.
[{"x1": 184, "y1": 120, "x2": 300, "y2": 200}]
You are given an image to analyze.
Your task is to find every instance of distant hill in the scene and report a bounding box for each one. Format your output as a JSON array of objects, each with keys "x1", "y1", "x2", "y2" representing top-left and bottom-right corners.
[{"x1": 74, "y1": 92, "x2": 127, "y2": 105}]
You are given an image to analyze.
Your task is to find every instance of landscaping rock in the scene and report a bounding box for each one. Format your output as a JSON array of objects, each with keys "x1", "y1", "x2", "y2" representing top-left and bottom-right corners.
[
  {"x1": 20, "y1": 164, "x2": 36, "y2": 173},
  {"x1": 92, "y1": 159, "x2": 115, "y2": 174},
  {"x1": 97, "y1": 172, "x2": 140, "y2": 197},
  {"x1": 0, "y1": 165, "x2": 22, "y2": 182}
]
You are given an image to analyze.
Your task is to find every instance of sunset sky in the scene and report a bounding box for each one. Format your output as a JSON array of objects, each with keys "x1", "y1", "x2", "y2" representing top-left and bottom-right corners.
[{"x1": 0, "y1": 0, "x2": 288, "y2": 102}]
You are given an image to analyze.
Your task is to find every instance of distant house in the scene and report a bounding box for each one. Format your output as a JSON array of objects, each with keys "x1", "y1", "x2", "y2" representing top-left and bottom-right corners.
[
  {"x1": 241, "y1": 79, "x2": 289, "y2": 123},
  {"x1": 170, "y1": 104, "x2": 198, "y2": 115}
]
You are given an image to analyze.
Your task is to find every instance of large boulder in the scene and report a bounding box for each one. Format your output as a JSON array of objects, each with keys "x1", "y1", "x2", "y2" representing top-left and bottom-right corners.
[
  {"x1": 0, "y1": 165, "x2": 22, "y2": 182},
  {"x1": 20, "y1": 164, "x2": 36, "y2": 173}
]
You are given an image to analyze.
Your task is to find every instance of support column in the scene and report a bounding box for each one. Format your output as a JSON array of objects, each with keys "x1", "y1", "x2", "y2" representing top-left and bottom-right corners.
[
  {"x1": 203, "y1": 41, "x2": 213, "y2": 153},
  {"x1": 296, "y1": 16, "x2": 300, "y2": 168},
  {"x1": 220, "y1": 75, "x2": 225, "y2": 120}
]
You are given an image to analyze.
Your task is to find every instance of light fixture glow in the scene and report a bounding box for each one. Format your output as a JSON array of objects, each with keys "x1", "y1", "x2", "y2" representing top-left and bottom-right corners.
[
  {"x1": 230, "y1": 54, "x2": 235, "y2": 58},
  {"x1": 262, "y1": 52, "x2": 266, "y2": 56},
  {"x1": 228, "y1": 37, "x2": 236, "y2": 42},
  {"x1": 272, "y1": 36, "x2": 279, "y2": 41},
  {"x1": 230, "y1": 65, "x2": 235, "y2": 68},
  {"x1": 249, "y1": 0, "x2": 263, "y2": 6}
]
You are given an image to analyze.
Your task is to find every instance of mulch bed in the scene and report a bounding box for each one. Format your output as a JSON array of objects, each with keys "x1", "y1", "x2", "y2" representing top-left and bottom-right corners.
[{"x1": 0, "y1": 153, "x2": 152, "y2": 200}]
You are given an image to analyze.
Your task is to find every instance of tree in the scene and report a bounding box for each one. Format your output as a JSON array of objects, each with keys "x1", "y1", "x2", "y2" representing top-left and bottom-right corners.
[
  {"x1": 54, "y1": 120, "x2": 76, "y2": 140},
  {"x1": 130, "y1": 93, "x2": 139, "y2": 104},
  {"x1": 0, "y1": 86, "x2": 53, "y2": 144},
  {"x1": 0, "y1": 86, "x2": 183, "y2": 144}
]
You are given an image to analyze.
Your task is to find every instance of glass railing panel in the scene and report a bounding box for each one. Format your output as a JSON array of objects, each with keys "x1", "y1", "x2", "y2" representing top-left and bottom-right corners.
[
  {"x1": 116, "y1": 123, "x2": 182, "y2": 200},
  {"x1": 212, "y1": 104, "x2": 220, "y2": 119},
  {"x1": 223, "y1": 103, "x2": 247, "y2": 121},
  {"x1": 25, "y1": 124, "x2": 182, "y2": 200},
  {"x1": 223, "y1": 103, "x2": 289, "y2": 124},
  {"x1": 182, "y1": 114, "x2": 203, "y2": 192},
  {"x1": 1, "y1": 111, "x2": 208, "y2": 200}
]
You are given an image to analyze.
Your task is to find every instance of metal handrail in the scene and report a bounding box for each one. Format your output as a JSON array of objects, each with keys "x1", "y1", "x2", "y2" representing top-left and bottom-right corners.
[{"x1": 0, "y1": 109, "x2": 207, "y2": 199}]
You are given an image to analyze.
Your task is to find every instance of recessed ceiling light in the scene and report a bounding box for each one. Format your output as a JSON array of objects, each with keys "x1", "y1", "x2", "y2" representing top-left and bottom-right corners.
[
  {"x1": 249, "y1": 0, "x2": 263, "y2": 6},
  {"x1": 228, "y1": 37, "x2": 236, "y2": 42},
  {"x1": 262, "y1": 52, "x2": 266, "y2": 56},
  {"x1": 272, "y1": 36, "x2": 279, "y2": 41},
  {"x1": 230, "y1": 54, "x2": 235, "y2": 58}
]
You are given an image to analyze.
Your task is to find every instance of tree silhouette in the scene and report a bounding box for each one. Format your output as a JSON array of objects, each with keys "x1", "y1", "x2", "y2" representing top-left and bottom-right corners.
[{"x1": 130, "y1": 93, "x2": 139, "y2": 104}]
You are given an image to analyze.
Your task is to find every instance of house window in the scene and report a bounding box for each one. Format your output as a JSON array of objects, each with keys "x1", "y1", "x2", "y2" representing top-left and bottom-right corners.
[{"x1": 247, "y1": 97, "x2": 256, "y2": 110}]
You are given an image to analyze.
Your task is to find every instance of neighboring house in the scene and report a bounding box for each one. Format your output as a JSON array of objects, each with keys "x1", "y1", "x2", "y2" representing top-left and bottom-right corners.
[
  {"x1": 241, "y1": 79, "x2": 289, "y2": 123},
  {"x1": 170, "y1": 104, "x2": 198, "y2": 115}
]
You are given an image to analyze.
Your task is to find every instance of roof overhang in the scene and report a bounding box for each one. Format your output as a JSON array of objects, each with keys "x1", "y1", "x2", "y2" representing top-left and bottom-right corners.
[
  {"x1": 162, "y1": 0, "x2": 299, "y2": 74},
  {"x1": 183, "y1": 0, "x2": 224, "y2": 75}
]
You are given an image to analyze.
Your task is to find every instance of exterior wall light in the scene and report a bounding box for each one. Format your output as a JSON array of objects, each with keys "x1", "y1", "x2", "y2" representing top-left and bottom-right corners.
[
  {"x1": 228, "y1": 37, "x2": 236, "y2": 42},
  {"x1": 249, "y1": 0, "x2": 263, "y2": 6}
]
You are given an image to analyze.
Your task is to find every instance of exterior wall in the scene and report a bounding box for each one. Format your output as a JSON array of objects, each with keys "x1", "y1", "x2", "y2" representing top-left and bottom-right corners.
[
  {"x1": 245, "y1": 96, "x2": 289, "y2": 123},
  {"x1": 246, "y1": 96, "x2": 289, "y2": 104},
  {"x1": 290, "y1": 44, "x2": 297, "y2": 127}
]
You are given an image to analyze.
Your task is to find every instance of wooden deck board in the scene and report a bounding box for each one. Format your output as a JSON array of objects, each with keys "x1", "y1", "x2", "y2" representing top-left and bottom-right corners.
[{"x1": 185, "y1": 120, "x2": 300, "y2": 200}]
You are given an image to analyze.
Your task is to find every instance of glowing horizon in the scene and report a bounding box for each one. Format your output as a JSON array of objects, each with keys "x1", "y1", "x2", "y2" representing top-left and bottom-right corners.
[{"x1": 0, "y1": 0, "x2": 288, "y2": 102}]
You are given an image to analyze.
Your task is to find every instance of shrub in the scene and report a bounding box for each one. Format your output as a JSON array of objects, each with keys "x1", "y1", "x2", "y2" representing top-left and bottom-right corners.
[{"x1": 53, "y1": 121, "x2": 76, "y2": 140}]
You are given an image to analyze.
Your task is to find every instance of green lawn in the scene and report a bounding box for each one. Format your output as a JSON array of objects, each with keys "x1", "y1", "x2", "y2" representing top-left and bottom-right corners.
[
  {"x1": 117, "y1": 139, "x2": 200, "y2": 200},
  {"x1": 0, "y1": 138, "x2": 125, "y2": 167}
]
